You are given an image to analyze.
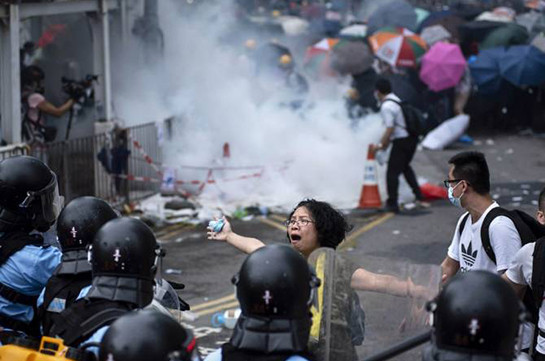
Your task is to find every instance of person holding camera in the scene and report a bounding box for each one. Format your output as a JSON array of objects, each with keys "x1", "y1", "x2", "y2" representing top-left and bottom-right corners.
[{"x1": 20, "y1": 66, "x2": 77, "y2": 145}]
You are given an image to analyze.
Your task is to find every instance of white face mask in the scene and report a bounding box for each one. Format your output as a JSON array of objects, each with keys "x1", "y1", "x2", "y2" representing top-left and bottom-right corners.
[{"x1": 448, "y1": 181, "x2": 464, "y2": 208}]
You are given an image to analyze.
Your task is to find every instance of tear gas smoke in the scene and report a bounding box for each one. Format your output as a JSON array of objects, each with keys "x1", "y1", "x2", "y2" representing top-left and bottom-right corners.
[{"x1": 113, "y1": 1, "x2": 385, "y2": 212}]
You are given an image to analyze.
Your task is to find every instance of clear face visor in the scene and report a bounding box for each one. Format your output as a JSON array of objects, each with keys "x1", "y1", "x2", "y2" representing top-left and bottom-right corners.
[
  {"x1": 154, "y1": 278, "x2": 181, "y2": 311},
  {"x1": 19, "y1": 172, "x2": 63, "y2": 224}
]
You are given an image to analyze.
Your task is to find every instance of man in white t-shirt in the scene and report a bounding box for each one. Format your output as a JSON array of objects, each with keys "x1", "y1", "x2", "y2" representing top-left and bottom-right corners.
[
  {"x1": 372, "y1": 77, "x2": 425, "y2": 213},
  {"x1": 441, "y1": 151, "x2": 521, "y2": 280},
  {"x1": 503, "y1": 187, "x2": 545, "y2": 359}
]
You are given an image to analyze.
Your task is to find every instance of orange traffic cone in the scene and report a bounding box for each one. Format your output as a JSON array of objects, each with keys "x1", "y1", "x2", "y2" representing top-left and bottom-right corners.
[{"x1": 358, "y1": 144, "x2": 382, "y2": 209}]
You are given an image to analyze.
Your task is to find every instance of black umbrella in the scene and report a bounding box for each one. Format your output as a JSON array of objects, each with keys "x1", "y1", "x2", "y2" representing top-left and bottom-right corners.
[
  {"x1": 366, "y1": 0, "x2": 417, "y2": 35},
  {"x1": 384, "y1": 72, "x2": 426, "y2": 110},
  {"x1": 418, "y1": 10, "x2": 466, "y2": 40},
  {"x1": 458, "y1": 20, "x2": 507, "y2": 55}
]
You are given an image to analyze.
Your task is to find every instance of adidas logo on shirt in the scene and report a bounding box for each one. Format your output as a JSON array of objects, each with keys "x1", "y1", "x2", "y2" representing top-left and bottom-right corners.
[{"x1": 461, "y1": 241, "x2": 478, "y2": 268}]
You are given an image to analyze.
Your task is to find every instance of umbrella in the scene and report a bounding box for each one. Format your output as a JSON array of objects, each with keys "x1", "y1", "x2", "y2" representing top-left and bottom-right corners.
[
  {"x1": 339, "y1": 24, "x2": 368, "y2": 39},
  {"x1": 369, "y1": 27, "x2": 427, "y2": 68},
  {"x1": 448, "y1": 0, "x2": 487, "y2": 20},
  {"x1": 330, "y1": 40, "x2": 373, "y2": 75},
  {"x1": 475, "y1": 10, "x2": 514, "y2": 23},
  {"x1": 531, "y1": 33, "x2": 545, "y2": 53},
  {"x1": 499, "y1": 45, "x2": 545, "y2": 86},
  {"x1": 515, "y1": 11, "x2": 545, "y2": 35},
  {"x1": 367, "y1": 0, "x2": 417, "y2": 35},
  {"x1": 421, "y1": 25, "x2": 452, "y2": 46},
  {"x1": 303, "y1": 38, "x2": 340, "y2": 77},
  {"x1": 418, "y1": 10, "x2": 465, "y2": 40},
  {"x1": 458, "y1": 20, "x2": 508, "y2": 55},
  {"x1": 479, "y1": 23, "x2": 529, "y2": 49},
  {"x1": 384, "y1": 72, "x2": 426, "y2": 109},
  {"x1": 420, "y1": 42, "x2": 466, "y2": 91},
  {"x1": 524, "y1": 0, "x2": 545, "y2": 10},
  {"x1": 415, "y1": 8, "x2": 430, "y2": 26},
  {"x1": 469, "y1": 47, "x2": 508, "y2": 94}
]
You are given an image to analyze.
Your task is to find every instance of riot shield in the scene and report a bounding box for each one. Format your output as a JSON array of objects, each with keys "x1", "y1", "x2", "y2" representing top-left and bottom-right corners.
[
  {"x1": 308, "y1": 248, "x2": 440, "y2": 361},
  {"x1": 308, "y1": 247, "x2": 358, "y2": 361}
]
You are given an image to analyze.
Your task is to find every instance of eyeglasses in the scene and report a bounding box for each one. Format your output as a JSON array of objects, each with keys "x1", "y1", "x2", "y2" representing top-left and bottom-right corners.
[
  {"x1": 283, "y1": 219, "x2": 315, "y2": 227},
  {"x1": 443, "y1": 179, "x2": 464, "y2": 188}
]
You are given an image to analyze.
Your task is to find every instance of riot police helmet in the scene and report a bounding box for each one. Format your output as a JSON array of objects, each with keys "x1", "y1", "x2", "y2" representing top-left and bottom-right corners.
[
  {"x1": 90, "y1": 217, "x2": 160, "y2": 280},
  {"x1": 57, "y1": 196, "x2": 118, "y2": 252},
  {"x1": 232, "y1": 244, "x2": 320, "y2": 318},
  {"x1": 99, "y1": 310, "x2": 201, "y2": 361},
  {"x1": 429, "y1": 271, "x2": 522, "y2": 359},
  {"x1": 0, "y1": 155, "x2": 62, "y2": 232}
]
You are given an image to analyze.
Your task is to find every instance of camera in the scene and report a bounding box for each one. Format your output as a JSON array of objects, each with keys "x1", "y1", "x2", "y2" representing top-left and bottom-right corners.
[{"x1": 61, "y1": 74, "x2": 98, "y2": 105}]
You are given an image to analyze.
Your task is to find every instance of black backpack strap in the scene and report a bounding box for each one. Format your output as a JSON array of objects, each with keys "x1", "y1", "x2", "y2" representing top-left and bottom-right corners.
[
  {"x1": 481, "y1": 207, "x2": 533, "y2": 265},
  {"x1": 480, "y1": 207, "x2": 513, "y2": 264},
  {"x1": 532, "y1": 237, "x2": 545, "y2": 311},
  {"x1": 458, "y1": 213, "x2": 470, "y2": 238},
  {"x1": 51, "y1": 299, "x2": 131, "y2": 346}
]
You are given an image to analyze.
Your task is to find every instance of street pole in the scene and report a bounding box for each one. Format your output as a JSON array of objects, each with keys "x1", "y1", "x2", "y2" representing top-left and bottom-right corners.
[
  {"x1": 100, "y1": 0, "x2": 112, "y2": 122},
  {"x1": 0, "y1": 4, "x2": 21, "y2": 144}
]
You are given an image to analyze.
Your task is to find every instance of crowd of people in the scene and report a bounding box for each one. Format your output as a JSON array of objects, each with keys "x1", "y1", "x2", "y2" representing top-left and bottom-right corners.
[{"x1": 0, "y1": 145, "x2": 544, "y2": 361}]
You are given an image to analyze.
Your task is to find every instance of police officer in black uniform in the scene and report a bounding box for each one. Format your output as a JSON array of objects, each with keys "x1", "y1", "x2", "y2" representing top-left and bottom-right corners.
[
  {"x1": 0, "y1": 155, "x2": 62, "y2": 336},
  {"x1": 205, "y1": 244, "x2": 320, "y2": 361},
  {"x1": 99, "y1": 310, "x2": 201, "y2": 361},
  {"x1": 49, "y1": 217, "x2": 161, "y2": 353},
  {"x1": 424, "y1": 270, "x2": 524, "y2": 361},
  {"x1": 39, "y1": 196, "x2": 118, "y2": 335}
]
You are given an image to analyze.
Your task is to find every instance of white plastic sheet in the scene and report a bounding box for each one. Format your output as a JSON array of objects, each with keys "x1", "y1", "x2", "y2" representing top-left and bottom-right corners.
[{"x1": 421, "y1": 114, "x2": 470, "y2": 150}]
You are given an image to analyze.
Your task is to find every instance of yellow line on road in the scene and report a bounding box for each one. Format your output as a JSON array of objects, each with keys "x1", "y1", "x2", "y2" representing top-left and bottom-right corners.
[
  {"x1": 195, "y1": 300, "x2": 240, "y2": 317},
  {"x1": 258, "y1": 218, "x2": 286, "y2": 232},
  {"x1": 269, "y1": 214, "x2": 286, "y2": 222},
  {"x1": 190, "y1": 293, "x2": 237, "y2": 312},
  {"x1": 339, "y1": 212, "x2": 395, "y2": 250}
]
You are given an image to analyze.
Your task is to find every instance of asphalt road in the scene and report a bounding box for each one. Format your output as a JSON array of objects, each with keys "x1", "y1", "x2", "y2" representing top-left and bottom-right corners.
[{"x1": 155, "y1": 134, "x2": 545, "y2": 360}]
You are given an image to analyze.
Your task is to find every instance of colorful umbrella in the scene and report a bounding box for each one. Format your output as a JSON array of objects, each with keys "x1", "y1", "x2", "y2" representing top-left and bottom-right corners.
[
  {"x1": 420, "y1": 42, "x2": 466, "y2": 92},
  {"x1": 331, "y1": 40, "x2": 373, "y2": 75},
  {"x1": 420, "y1": 24, "x2": 452, "y2": 46},
  {"x1": 303, "y1": 38, "x2": 340, "y2": 77},
  {"x1": 499, "y1": 45, "x2": 545, "y2": 86},
  {"x1": 368, "y1": 27, "x2": 427, "y2": 68}
]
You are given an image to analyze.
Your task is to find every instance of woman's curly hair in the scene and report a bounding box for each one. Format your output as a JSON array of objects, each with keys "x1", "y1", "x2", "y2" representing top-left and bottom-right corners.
[{"x1": 287, "y1": 199, "x2": 353, "y2": 249}]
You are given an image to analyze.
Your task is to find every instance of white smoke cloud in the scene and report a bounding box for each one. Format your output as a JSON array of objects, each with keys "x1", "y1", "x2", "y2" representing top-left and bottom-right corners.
[{"x1": 113, "y1": 0, "x2": 386, "y2": 212}]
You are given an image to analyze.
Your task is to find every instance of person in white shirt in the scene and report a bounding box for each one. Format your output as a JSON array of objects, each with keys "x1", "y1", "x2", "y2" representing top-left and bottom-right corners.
[
  {"x1": 372, "y1": 77, "x2": 425, "y2": 213},
  {"x1": 441, "y1": 151, "x2": 521, "y2": 281},
  {"x1": 503, "y1": 187, "x2": 545, "y2": 360}
]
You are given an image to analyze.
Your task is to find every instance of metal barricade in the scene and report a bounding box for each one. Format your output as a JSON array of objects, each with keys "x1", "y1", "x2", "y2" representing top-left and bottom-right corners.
[
  {"x1": 0, "y1": 143, "x2": 30, "y2": 160},
  {"x1": 38, "y1": 121, "x2": 162, "y2": 205}
]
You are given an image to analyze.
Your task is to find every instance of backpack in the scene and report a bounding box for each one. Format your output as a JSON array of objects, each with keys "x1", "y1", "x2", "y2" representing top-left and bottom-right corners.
[
  {"x1": 458, "y1": 207, "x2": 545, "y2": 321},
  {"x1": 382, "y1": 98, "x2": 429, "y2": 138}
]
